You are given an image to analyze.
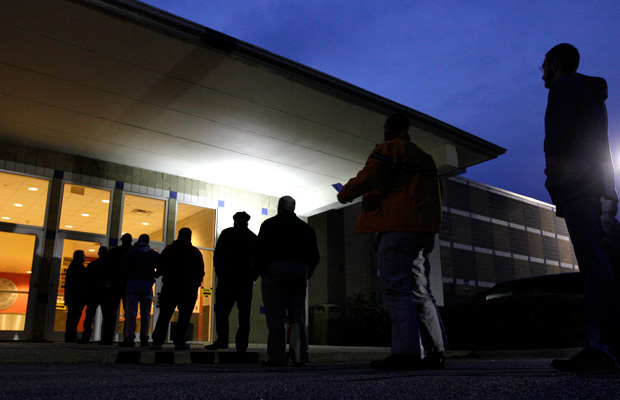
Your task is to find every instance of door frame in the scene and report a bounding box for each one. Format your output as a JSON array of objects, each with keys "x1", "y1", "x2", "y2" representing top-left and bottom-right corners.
[
  {"x1": 0, "y1": 224, "x2": 44, "y2": 341},
  {"x1": 44, "y1": 231, "x2": 109, "y2": 342}
]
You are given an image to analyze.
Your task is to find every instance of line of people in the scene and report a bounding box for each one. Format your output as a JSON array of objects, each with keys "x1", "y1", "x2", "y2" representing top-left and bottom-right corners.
[
  {"x1": 65, "y1": 43, "x2": 618, "y2": 372},
  {"x1": 64, "y1": 228, "x2": 205, "y2": 350}
]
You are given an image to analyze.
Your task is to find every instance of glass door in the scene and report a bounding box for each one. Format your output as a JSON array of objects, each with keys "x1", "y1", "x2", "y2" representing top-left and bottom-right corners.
[
  {"x1": 47, "y1": 233, "x2": 107, "y2": 342},
  {"x1": 0, "y1": 228, "x2": 42, "y2": 340}
]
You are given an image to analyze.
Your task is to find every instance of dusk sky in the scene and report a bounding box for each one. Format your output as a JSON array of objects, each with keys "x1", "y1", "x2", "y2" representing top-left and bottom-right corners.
[{"x1": 142, "y1": 0, "x2": 620, "y2": 205}]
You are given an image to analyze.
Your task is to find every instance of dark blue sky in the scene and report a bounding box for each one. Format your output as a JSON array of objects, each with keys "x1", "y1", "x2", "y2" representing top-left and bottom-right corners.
[{"x1": 143, "y1": 0, "x2": 620, "y2": 205}]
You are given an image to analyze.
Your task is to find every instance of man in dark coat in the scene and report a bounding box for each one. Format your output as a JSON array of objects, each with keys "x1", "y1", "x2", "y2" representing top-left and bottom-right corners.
[
  {"x1": 100, "y1": 233, "x2": 133, "y2": 345},
  {"x1": 541, "y1": 43, "x2": 620, "y2": 372},
  {"x1": 64, "y1": 250, "x2": 87, "y2": 343},
  {"x1": 206, "y1": 212, "x2": 257, "y2": 353},
  {"x1": 79, "y1": 246, "x2": 108, "y2": 343},
  {"x1": 255, "y1": 196, "x2": 320, "y2": 366},
  {"x1": 151, "y1": 228, "x2": 205, "y2": 350}
]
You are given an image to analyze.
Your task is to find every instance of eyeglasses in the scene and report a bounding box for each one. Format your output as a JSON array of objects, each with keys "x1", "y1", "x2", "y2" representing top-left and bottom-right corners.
[{"x1": 539, "y1": 60, "x2": 548, "y2": 73}]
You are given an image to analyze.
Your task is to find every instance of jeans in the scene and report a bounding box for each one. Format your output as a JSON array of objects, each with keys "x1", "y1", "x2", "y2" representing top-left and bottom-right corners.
[
  {"x1": 261, "y1": 261, "x2": 308, "y2": 363},
  {"x1": 123, "y1": 283, "x2": 154, "y2": 342},
  {"x1": 411, "y1": 238, "x2": 449, "y2": 353},
  {"x1": 562, "y1": 196, "x2": 620, "y2": 359},
  {"x1": 379, "y1": 232, "x2": 444, "y2": 355}
]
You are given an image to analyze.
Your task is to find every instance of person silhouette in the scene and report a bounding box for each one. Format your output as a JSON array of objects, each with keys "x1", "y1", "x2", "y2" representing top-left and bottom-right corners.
[{"x1": 206, "y1": 212, "x2": 257, "y2": 353}]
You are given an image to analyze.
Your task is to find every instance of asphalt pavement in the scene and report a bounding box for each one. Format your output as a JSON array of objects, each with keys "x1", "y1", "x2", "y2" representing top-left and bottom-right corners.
[{"x1": 2, "y1": 355, "x2": 620, "y2": 400}]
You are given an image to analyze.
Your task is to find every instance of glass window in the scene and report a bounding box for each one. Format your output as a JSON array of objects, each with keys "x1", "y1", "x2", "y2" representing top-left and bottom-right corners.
[
  {"x1": 0, "y1": 172, "x2": 49, "y2": 227},
  {"x1": 59, "y1": 184, "x2": 111, "y2": 235},
  {"x1": 176, "y1": 204, "x2": 216, "y2": 249},
  {"x1": 0, "y1": 231, "x2": 36, "y2": 331},
  {"x1": 122, "y1": 194, "x2": 166, "y2": 242}
]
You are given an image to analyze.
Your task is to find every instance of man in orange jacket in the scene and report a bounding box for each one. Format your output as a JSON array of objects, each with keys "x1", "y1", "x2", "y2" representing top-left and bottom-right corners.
[{"x1": 338, "y1": 113, "x2": 447, "y2": 371}]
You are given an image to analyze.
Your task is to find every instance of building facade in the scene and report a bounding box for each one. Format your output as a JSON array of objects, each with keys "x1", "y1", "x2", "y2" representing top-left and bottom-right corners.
[
  {"x1": 307, "y1": 176, "x2": 578, "y2": 308},
  {"x1": 1, "y1": 0, "x2": 510, "y2": 344}
]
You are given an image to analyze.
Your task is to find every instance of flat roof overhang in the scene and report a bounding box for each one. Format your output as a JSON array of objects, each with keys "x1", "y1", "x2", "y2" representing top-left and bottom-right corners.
[{"x1": 0, "y1": 0, "x2": 505, "y2": 216}]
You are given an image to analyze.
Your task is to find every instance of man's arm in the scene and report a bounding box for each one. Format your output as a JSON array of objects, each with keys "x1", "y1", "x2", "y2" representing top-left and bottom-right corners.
[{"x1": 337, "y1": 148, "x2": 394, "y2": 204}]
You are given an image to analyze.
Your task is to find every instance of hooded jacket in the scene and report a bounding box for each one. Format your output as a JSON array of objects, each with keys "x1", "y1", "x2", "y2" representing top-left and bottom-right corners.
[
  {"x1": 544, "y1": 72, "x2": 617, "y2": 215},
  {"x1": 119, "y1": 241, "x2": 158, "y2": 283},
  {"x1": 338, "y1": 131, "x2": 442, "y2": 234}
]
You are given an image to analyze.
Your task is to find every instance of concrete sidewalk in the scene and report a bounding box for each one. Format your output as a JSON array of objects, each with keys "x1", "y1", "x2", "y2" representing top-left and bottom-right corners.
[{"x1": 0, "y1": 341, "x2": 580, "y2": 365}]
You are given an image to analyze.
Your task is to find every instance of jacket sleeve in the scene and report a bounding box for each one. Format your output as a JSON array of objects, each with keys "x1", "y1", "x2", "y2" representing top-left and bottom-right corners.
[
  {"x1": 337, "y1": 146, "x2": 394, "y2": 204},
  {"x1": 306, "y1": 227, "x2": 320, "y2": 279}
]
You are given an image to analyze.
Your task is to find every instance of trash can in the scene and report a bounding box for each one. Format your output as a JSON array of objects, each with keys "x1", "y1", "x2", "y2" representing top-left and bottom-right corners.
[{"x1": 309, "y1": 304, "x2": 343, "y2": 345}]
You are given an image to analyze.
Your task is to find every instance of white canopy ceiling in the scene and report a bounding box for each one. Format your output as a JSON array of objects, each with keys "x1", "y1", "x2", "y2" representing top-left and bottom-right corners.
[{"x1": 0, "y1": 0, "x2": 505, "y2": 216}]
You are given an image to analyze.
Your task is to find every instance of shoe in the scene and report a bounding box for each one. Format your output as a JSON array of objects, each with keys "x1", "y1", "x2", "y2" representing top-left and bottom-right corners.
[
  {"x1": 118, "y1": 341, "x2": 135, "y2": 348},
  {"x1": 370, "y1": 354, "x2": 424, "y2": 371},
  {"x1": 150, "y1": 343, "x2": 163, "y2": 350},
  {"x1": 174, "y1": 344, "x2": 190, "y2": 350},
  {"x1": 261, "y1": 360, "x2": 287, "y2": 367},
  {"x1": 422, "y1": 352, "x2": 445, "y2": 370},
  {"x1": 552, "y1": 347, "x2": 619, "y2": 372},
  {"x1": 205, "y1": 342, "x2": 229, "y2": 350},
  {"x1": 140, "y1": 341, "x2": 150, "y2": 348}
]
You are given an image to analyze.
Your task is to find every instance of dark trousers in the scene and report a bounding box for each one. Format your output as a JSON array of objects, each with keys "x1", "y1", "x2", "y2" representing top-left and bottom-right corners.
[
  {"x1": 261, "y1": 261, "x2": 308, "y2": 363},
  {"x1": 65, "y1": 301, "x2": 86, "y2": 342},
  {"x1": 213, "y1": 279, "x2": 254, "y2": 351},
  {"x1": 81, "y1": 288, "x2": 107, "y2": 341},
  {"x1": 562, "y1": 196, "x2": 620, "y2": 357},
  {"x1": 152, "y1": 284, "x2": 198, "y2": 346},
  {"x1": 100, "y1": 284, "x2": 126, "y2": 342}
]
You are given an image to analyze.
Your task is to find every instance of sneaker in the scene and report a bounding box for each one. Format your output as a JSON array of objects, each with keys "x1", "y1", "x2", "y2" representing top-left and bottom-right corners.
[
  {"x1": 422, "y1": 352, "x2": 445, "y2": 370},
  {"x1": 205, "y1": 342, "x2": 229, "y2": 351},
  {"x1": 118, "y1": 341, "x2": 136, "y2": 348},
  {"x1": 552, "y1": 347, "x2": 619, "y2": 372},
  {"x1": 370, "y1": 354, "x2": 424, "y2": 371},
  {"x1": 174, "y1": 344, "x2": 190, "y2": 350}
]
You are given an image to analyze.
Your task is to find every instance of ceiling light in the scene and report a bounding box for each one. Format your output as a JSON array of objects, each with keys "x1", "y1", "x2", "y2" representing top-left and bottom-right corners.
[
  {"x1": 102, "y1": 199, "x2": 110, "y2": 203},
  {"x1": 1, "y1": 217, "x2": 10, "y2": 220},
  {"x1": 88, "y1": 249, "x2": 95, "y2": 252},
  {"x1": 26, "y1": 271, "x2": 32, "y2": 274},
  {"x1": 142, "y1": 222, "x2": 150, "y2": 226},
  {"x1": 13, "y1": 203, "x2": 23, "y2": 207},
  {"x1": 65, "y1": 225, "x2": 73, "y2": 228},
  {"x1": 28, "y1": 187, "x2": 39, "y2": 191},
  {"x1": 81, "y1": 213, "x2": 89, "y2": 217}
]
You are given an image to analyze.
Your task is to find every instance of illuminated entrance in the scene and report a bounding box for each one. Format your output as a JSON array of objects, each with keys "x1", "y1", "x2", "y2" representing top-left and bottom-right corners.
[{"x1": 0, "y1": 172, "x2": 48, "y2": 339}]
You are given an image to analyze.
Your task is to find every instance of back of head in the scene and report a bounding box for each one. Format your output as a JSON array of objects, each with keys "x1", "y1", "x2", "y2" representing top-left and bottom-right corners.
[
  {"x1": 98, "y1": 246, "x2": 108, "y2": 256},
  {"x1": 546, "y1": 43, "x2": 580, "y2": 73},
  {"x1": 384, "y1": 113, "x2": 410, "y2": 133},
  {"x1": 138, "y1": 234, "x2": 150, "y2": 244},
  {"x1": 278, "y1": 196, "x2": 296, "y2": 213},
  {"x1": 233, "y1": 211, "x2": 251, "y2": 224},
  {"x1": 121, "y1": 233, "x2": 133, "y2": 246},
  {"x1": 73, "y1": 250, "x2": 84, "y2": 259},
  {"x1": 178, "y1": 227, "x2": 192, "y2": 241}
]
